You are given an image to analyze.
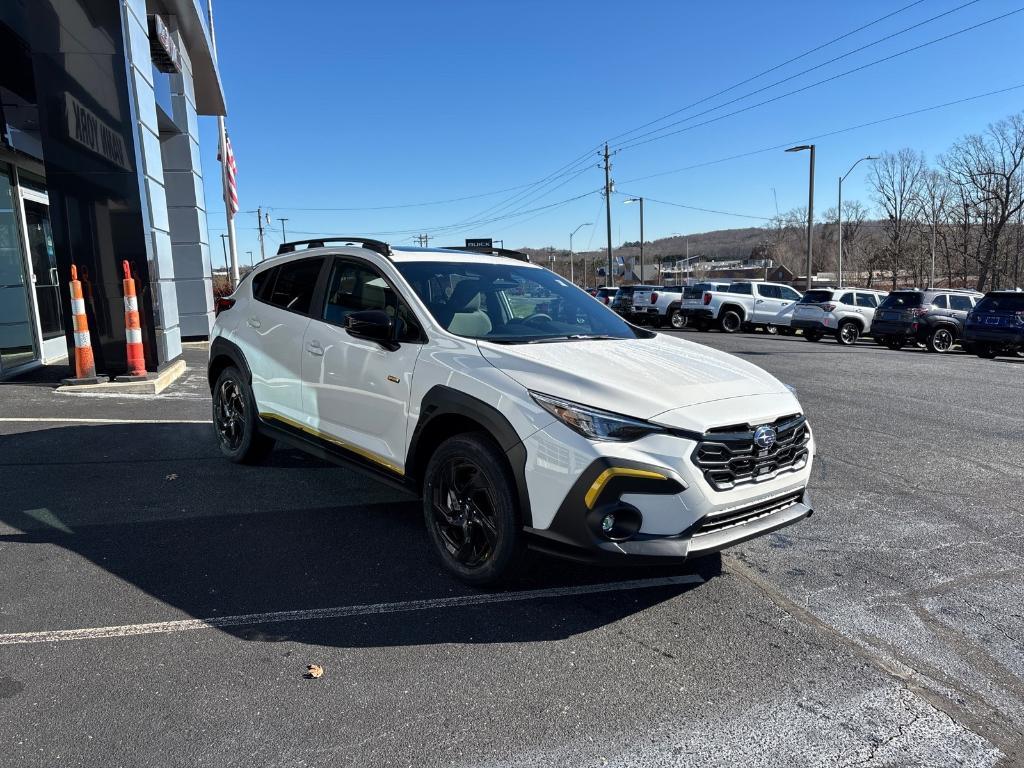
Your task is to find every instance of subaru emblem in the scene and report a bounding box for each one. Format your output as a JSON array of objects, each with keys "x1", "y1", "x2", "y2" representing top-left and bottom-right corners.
[{"x1": 753, "y1": 425, "x2": 777, "y2": 450}]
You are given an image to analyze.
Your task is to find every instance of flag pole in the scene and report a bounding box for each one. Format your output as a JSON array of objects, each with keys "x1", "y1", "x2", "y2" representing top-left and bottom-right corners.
[{"x1": 207, "y1": 0, "x2": 239, "y2": 288}]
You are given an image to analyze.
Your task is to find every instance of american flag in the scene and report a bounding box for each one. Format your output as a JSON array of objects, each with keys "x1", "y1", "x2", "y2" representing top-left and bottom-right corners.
[{"x1": 218, "y1": 132, "x2": 239, "y2": 217}]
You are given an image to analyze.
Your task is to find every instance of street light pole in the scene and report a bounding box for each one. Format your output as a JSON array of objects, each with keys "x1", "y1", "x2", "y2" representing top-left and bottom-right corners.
[
  {"x1": 838, "y1": 155, "x2": 877, "y2": 287},
  {"x1": 786, "y1": 145, "x2": 816, "y2": 290},
  {"x1": 277, "y1": 217, "x2": 289, "y2": 243},
  {"x1": 569, "y1": 222, "x2": 592, "y2": 286},
  {"x1": 625, "y1": 197, "x2": 644, "y2": 282}
]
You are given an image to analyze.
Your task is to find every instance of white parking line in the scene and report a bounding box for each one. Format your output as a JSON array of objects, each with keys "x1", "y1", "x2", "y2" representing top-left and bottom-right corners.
[
  {"x1": 0, "y1": 417, "x2": 210, "y2": 424},
  {"x1": 0, "y1": 575, "x2": 702, "y2": 646}
]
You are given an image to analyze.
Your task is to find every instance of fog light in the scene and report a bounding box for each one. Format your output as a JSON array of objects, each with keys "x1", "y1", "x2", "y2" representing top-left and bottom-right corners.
[{"x1": 601, "y1": 514, "x2": 615, "y2": 534}]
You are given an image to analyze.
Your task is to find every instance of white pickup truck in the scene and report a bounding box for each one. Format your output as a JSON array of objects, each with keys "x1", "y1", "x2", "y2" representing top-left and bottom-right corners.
[
  {"x1": 683, "y1": 281, "x2": 803, "y2": 333},
  {"x1": 629, "y1": 285, "x2": 686, "y2": 327}
]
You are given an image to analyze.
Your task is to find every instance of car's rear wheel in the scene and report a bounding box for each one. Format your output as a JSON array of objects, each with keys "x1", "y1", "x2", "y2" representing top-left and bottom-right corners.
[
  {"x1": 669, "y1": 310, "x2": 687, "y2": 329},
  {"x1": 805, "y1": 331, "x2": 822, "y2": 342},
  {"x1": 423, "y1": 433, "x2": 524, "y2": 587},
  {"x1": 927, "y1": 327, "x2": 955, "y2": 353},
  {"x1": 837, "y1": 321, "x2": 860, "y2": 346},
  {"x1": 976, "y1": 345, "x2": 999, "y2": 359},
  {"x1": 720, "y1": 310, "x2": 742, "y2": 333},
  {"x1": 212, "y1": 366, "x2": 275, "y2": 464}
]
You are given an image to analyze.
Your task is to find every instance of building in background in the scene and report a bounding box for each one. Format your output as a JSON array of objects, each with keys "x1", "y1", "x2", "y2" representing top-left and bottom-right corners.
[{"x1": 0, "y1": 0, "x2": 224, "y2": 379}]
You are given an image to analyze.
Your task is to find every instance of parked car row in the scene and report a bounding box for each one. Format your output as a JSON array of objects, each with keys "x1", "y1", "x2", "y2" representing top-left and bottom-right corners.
[{"x1": 595, "y1": 281, "x2": 1023, "y2": 359}]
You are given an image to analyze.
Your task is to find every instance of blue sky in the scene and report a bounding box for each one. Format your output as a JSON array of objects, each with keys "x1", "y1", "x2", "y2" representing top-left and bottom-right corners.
[{"x1": 200, "y1": 0, "x2": 1024, "y2": 265}]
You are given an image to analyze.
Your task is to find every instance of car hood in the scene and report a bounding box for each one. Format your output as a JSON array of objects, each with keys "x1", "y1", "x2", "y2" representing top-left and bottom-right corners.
[{"x1": 477, "y1": 334, "x2": 790, "y2": 421}]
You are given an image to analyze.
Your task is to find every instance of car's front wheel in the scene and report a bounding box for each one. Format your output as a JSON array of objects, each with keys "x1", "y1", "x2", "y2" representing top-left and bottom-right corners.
[
  {"x1": 212, "y1": 366, "x2": 275, "y2": 464},
  {"x1": 927, "y1": 327, "x2": 955, "y2": 353},
  {"x1": 423, "y1": 433, "x2": 524, "y2": 587}
]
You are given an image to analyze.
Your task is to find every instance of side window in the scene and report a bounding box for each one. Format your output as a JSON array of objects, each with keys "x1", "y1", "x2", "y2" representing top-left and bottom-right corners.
[
  {"x1": 856, "y1": 293, "x2": 877, "y2": 308},
  {"x1": 264, "y1": 257, "x2": 324, "y2": 314},
  {"x1": 758, "y1": 284, "x2": 781, "y2": 299},
  {"x1": 931, "y1": 294, "x2": 948, "y2": 309},
  {"x1": 251, "y1": 267, "x2": 276, "y2": 300},
  {"x1": 949, "y1": 295, "x2": 972, "y2": 311},
  {"x1": 323, "y1": 260, "x2": 421, "y2": 342},
  {"x1": 838, "y1": 292, "x2": 855, "y2": 306},
  {"x1": 729, "y1": 283, "x2": 753, "y2": 295},
  {"x1": 781, "y1": 286, "x2": 802, "y2": 301}
]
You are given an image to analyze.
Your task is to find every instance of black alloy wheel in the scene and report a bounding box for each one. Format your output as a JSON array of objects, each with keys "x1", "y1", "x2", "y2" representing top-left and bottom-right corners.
[
  {"x1": 927, "y1": 327, "x2": 955, "y2": 353},
  {"x1": 212, "y1": 366, "x2": 275, "y2": 464},
  {"x1": 837, "y1": 321, "x2": 860, "y2": 346},
  {"x1": 423, "y1": 434, "x2": 523, "y2": 586},
  {"x1": 720, "y1": 310, "x2": 742, "y2": 334}
]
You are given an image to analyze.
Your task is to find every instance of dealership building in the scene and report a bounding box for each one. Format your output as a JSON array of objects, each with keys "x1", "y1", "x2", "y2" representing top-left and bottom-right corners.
[{"x1": 0, "y1": 0, "x2": 224, "y2": 379}]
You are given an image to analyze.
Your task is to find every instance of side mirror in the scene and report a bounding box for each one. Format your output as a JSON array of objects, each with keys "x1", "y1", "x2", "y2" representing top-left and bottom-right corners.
[{"x1": 345, "y1": 309, "x2": 398, "y2": 350}]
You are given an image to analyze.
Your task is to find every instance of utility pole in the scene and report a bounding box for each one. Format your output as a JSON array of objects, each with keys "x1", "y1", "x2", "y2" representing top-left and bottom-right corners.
[
  {"x1": 219, "y1": 233, "x2": 229, "y2": 273},
  {"x1": 278, "y1": 217, "x2": 288, "y2": 243},
  {"x1": 208, "y1": 1, "x2": 238, "y2": 287},
  {"x1": 603, "y1": 143, "x2": 613, "y2": 285},
  {"x1": 256, "y1": 206, "x2": 266, "y2": 261},
  {"x1": 246, "y1": 250, "x2": 253, "y2": 267}
]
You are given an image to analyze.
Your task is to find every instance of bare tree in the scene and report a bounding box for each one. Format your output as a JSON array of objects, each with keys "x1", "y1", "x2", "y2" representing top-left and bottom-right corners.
[
  {"x1": 941, "y1": 113, "x2": 1024, "y2": 291},
  {"x1": 869, "y1": 149, "x2": 927, "y2": 288},
  {"x1": 918, "y1": 169, "x2": 950, "y2": 288}
]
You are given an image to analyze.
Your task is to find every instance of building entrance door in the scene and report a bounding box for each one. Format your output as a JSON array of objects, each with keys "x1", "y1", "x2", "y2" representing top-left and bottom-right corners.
[
  {"x1": 0, "y1": 164, "x2": 38, "y2": 374},
  {"x1": 21, "y1": 195, "x2": 65, "y2": 361}
]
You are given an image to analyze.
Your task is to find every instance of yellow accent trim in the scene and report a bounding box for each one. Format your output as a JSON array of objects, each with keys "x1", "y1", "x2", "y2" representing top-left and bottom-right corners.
[
  {"x1": 260, "y1": 412, "x2": 404, "y2": 476},
  {"x1": 584, "y1": 467, "x2": 667, "y2": 509}
]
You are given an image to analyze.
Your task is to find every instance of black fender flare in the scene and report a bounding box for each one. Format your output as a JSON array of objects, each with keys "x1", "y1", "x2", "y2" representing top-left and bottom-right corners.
[
  {"x1": 408, "y1": 385, "x2": 533, "y2": 526},
  {"x1": 718, "y1": 303, "x2": 746, "y2": 321},
  {"x1": 208, "y1": 336, "x2": 252, "y2": 390},
  {"x1": 666, "y1": 301, "x2": 682, "y2": 314}
]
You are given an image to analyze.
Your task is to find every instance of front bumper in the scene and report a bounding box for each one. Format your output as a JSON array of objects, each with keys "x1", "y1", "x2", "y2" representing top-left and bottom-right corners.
[{"x1": 521, "y1": 416, "x2": 815, "y2": 563}]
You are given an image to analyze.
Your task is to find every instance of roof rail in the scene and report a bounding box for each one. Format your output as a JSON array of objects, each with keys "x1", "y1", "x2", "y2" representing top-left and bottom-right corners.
[
  {"x1": 277, "y1": 237, "x2": 392, "y2": 259},
  {"x1": 443, "y1": 245, "x2": 531, "y2": 263}
]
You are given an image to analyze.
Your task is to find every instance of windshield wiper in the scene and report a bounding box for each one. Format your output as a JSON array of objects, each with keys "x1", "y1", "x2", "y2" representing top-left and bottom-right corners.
[{"x1": 526, "y1": 334, "x2": 620, "y2": 343}]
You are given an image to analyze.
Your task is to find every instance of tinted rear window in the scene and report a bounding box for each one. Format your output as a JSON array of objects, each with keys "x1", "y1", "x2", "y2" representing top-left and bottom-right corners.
[
  {"x1": 800, "y1": 290, "x2": 834, "y2": 304},
  {"x1": 878, "y1": 292, "x2": 924, "y2": 309},
  {"x1": 728, "y1": 283, "x2": 753, "y2": 295},
  {"x1": 975, "y1": 293, "x2": 1024, "y2": 312}
]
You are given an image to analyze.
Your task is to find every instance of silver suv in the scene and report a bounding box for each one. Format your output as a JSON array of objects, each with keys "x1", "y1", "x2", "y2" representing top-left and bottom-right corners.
[{"x1": 791, "y1": 287, "x2": 889, "y2": 346}]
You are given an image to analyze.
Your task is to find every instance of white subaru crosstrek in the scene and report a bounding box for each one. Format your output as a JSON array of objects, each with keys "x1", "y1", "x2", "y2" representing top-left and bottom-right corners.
[{"x1": 209, "y1": 238, "x2": 815, "y2": 585}]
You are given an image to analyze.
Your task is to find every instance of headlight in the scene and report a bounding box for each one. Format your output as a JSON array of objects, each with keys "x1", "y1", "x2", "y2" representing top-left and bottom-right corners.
[{"x1": 530, "y1": 392, "x2": 664, "y2": 442}]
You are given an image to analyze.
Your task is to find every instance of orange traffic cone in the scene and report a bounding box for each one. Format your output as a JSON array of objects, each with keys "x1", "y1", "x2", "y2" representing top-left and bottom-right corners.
[
  {"x1": 115, "y1": 260, "x2": 148, "y2": 382},
  {"x1": 61, "y1": 264, "x2": 106, "y2": 385}
]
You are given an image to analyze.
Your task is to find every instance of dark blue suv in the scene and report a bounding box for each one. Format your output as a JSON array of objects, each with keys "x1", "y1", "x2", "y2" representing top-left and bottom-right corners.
[{"x1": 963, "y1": 291, "x2": 1024, "y2": 359}]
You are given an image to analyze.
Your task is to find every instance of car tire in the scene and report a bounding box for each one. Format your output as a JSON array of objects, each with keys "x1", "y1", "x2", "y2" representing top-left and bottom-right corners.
[
  {"x1": 720, "y1": 310, "x2": 742, "y2": 334},
  {"x1": 886, "y1": 338, "x2": 905, "y2": 350},
  {"x1": 874, "y1": 335, "x2": 888, "y2": 346},
  {"x1": 423, "y1": 433, "x2": 525, "y2": 587},
  {"x1": 212, "y1": 366, "x2": 275, "y2": 464},
  {"x1": 805, "y1": 331, "x2": 822, "y2": 342},
  {"x1": 927, "y1": 326, "x2": 955, "y2": 354},
  {"x1": 976, "y1": 346, "x2": 999, "y2": 359},
  {"x1": 669, "y1": 310, "x2": 688, "y2": 330},
  {"x1": 766, "y1": 324, "x2": 779, "y2": 335},
  {"x1": 837, "y1": 321, "x2": 860, "y2": 346}
]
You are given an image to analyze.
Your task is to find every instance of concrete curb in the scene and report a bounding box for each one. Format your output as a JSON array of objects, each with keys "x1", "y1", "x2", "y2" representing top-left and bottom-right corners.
[{"x1": 55, "y1": 359, "x2": 187, "y2": 395}]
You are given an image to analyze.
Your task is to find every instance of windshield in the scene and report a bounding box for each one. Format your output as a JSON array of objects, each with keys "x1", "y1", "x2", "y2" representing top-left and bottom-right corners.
[
  {"x1": 975, "y1": 293, "x2": 1024, "y2": 312},
  {"x1": 396, "y1": 261, "x2": 645, "y2": 343},
  {"x1": 878, "y1": 292, "x2": 924, "y2": 309},
  {"x1": 800, "y1": 290, "x2": 834, "y2": 304}
]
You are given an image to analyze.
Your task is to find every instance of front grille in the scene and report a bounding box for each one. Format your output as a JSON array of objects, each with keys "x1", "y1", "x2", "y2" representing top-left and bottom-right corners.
[
  {"x1": 693, "y1": 491, "x2": 803, "y2": 536},
  {"x1": 691, "y1": 414, "x2": 810, "y2": 491}
]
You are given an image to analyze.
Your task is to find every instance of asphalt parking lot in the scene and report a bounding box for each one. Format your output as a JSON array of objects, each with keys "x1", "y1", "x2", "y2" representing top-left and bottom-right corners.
[{"x1": 1, "y1": 335, "x2": 1022, "y2": 767}]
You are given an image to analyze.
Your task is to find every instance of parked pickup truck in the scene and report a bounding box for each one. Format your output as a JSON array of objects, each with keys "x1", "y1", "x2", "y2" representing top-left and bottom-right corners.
[
  {"x1": 679, "y1": 282, "x2": 733, "y2": 330},
  {"x1": 630, "y1": 285, "x2": 687, "y2": 327},
  {"x1": 684, "y1": 281, "x2": 803, "y2": 334}
]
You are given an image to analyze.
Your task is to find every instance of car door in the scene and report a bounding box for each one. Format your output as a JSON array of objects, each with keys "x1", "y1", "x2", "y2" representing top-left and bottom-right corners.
[
  {"x1": 752, "y1": 283, "x2": 781, "y2": 323},
  {"x1": 948, "y1": 294, "x2": 973, "y2": 331},
  {"x1": 300, "y1": 257, "x2": 426, "y2": 475},
  {"x1": 237, "y1": 256, "x2": 326, "y2": 422},
  {"x1": 854, "y1": 291, "x2": 879, "y2": 329}
]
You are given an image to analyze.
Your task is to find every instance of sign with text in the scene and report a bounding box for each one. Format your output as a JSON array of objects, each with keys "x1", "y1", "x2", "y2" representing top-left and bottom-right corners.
[
  {"x1": 148, "y1": 14, "x2": 182, "y2": 73},
  {"x1": 465, "y1": 238, "x2": 493, "y2": 250},
  {"x1": 65, "y1": 94, "x2": 132, "y2": 171}
]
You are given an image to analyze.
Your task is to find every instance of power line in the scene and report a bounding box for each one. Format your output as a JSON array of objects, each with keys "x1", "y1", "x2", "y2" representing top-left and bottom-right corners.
[
  {"x1": 615, "y1": 191, "x2": 772, "y2": 221},
  {"x1": 616, "y1": 82, "x2": 1024, "y2": 186},
  {"x1": 610, "y1": 0, "x2": 983, "y2": 152},
  {"x1": 613, "y1": 6, "x2": 1024, "y2": 154},
  {"x1": 604, "y1": 0, "x2": 931, "y2": 148}
]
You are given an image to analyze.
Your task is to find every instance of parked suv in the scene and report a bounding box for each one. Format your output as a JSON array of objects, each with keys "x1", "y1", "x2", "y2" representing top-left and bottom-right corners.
[
  {"x1": 592, "y1": 286, "x2": 617, "y2": 306},
  {"x1": 963, "y1": 290, "x2": 1024, "y2": 358},
  {"x1": 209, "y1": 238, "x2": 815, "y2": 585},
  {"x1": 790, "y1": 288, "x2": 888, "y2": 346},
  {"x1": 610, "y1": 284, "x2": 660, "y2": 321},
  {"x1": 871, "y1": 289, "x2": 983, "y2": 352}
]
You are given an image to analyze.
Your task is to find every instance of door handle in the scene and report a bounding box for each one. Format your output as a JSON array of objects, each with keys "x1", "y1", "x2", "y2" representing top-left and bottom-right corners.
[
  {"x1": 307, "y1": 340, "x2": 324, "y2": 356},
  {"x1": 755, "y1": 299, "x2": 764, "y2": 304},
  {"x1": 247, "y1": 317, "x2": 262, "y2": 329}
]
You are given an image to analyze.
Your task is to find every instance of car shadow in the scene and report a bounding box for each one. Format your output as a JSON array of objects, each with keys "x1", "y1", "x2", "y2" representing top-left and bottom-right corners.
[{"x1": 0, "y1": 423, "x2": 714, "y2": 648}]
